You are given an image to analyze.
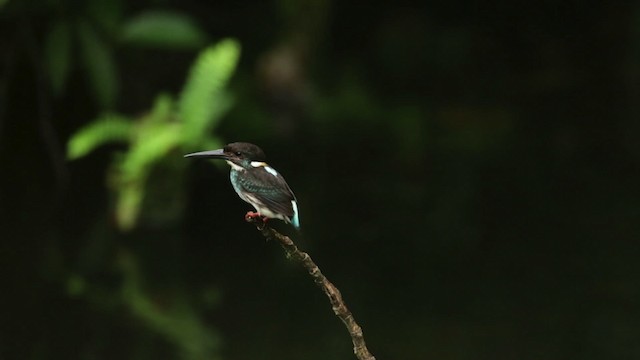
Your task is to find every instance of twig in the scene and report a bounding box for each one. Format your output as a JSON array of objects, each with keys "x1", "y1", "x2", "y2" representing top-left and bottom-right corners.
[{"x1": 245, "y1": 215, "x2": 376, "y2": 360}]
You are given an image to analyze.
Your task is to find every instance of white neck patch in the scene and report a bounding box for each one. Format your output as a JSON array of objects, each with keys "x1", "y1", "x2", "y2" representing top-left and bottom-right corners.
[{"x1": 251, "y1": 161, "x2": 278, "y2": 176}]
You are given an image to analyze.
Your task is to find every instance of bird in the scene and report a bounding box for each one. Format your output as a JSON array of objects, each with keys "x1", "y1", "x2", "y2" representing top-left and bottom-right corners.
[{"x1": 185, "y1": 142, "x2": 300, "y2": 229}]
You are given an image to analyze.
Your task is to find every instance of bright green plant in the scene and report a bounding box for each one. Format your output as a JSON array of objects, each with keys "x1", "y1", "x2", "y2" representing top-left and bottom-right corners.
[{"x1": 67, "y1": 38, "x2": 241, "y2": 231}]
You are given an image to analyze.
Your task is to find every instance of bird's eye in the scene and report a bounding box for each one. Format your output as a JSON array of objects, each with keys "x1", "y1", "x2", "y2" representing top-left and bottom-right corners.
[{"x1": 235, "y1": 151, "x2": 242, "y2": 156}]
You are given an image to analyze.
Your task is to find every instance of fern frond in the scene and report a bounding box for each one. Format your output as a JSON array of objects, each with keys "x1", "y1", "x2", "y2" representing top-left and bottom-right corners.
[
  {"x1": 121, "y1": 123, "x2": 182, "y2": 181},
  {"x1": 148, "y1": 93, "x2": 174, "y2": 125},
  {"x1": 67, "y1": 114, "x2": 133, "y2": 160},
  {"x1": 113, "y1": 123, "x2": 181, "y2": 230},
  {"x1": 179, "y1": 38, "x2": 240, "y2": 144}
]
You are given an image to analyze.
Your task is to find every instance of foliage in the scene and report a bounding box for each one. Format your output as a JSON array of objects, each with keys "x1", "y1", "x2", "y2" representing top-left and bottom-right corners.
[
  {"x1": 179, "y1": 40, "x2": 238, "y2": 146},
  {"x1": 67, "y1": 38, "x2": 241, "y2": 231},
  {"x1": 118, "y1": 250, "x2": 222, "y2": 360},
  {"x1": 5, "y1": 1, "x2": 638, "y2": 360},
  {"x1": 120, "y1": 11, "x2": 208, "y2": 49},
  {"x1": 67, "y1": 113, "x2": 133, "y2": 160},
  {"x1": 44, "y1": 19, "x2": 72, "y2": 95},
  {"x1": 41, "y1": 0, "x2": 123, "y2": 107},
  {"x1": 42, "y1": 0, "x2": 211, "y2": 108},
  {"x1": 77, "y1": 19, "x2": 119, "y2": 109}
]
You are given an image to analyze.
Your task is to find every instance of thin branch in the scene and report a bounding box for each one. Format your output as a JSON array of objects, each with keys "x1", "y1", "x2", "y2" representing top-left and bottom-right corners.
[{"x1": 245, "y1": 215, "x2": 376, "y2": 360}]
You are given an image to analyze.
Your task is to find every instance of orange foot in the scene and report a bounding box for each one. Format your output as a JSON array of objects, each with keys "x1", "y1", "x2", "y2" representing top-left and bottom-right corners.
[{"x1": 245, "y1": 211, "x2": 268, "y2": 228}]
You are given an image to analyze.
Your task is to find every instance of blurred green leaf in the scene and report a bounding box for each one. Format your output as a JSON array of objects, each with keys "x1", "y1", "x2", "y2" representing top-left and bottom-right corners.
[
  {"x1": 44, "y1": 19, "x2": 72, "y2": 95},
  {"x1": 122, "y1": 123, "x2": 181, "y2": 180},
  {"x1": 119, "y1": 251, "x2": 222, "y2": 359},
  {"x1": 78, "y1": 20, "x2": 118, "y2": 109},
  {"x1": 148, "y1": 93, "x2": 174, "y2": 124},
  {"x1": 186, "y1": 91, "x2": 233, "y2": 144},
  {"x1": 115, "y1": 123, "x2": 181, "y2": 230},
  {"x1": 87, "y1": 0, "x2": 123, "y2": 35},
  {"x1": 198, "y1": 136, "x2": 224, "y2": 154},
  {"x1": 67, "y1": 38, "x2": 240, "y2": 231},
  {"x1": 120, "y1": 11, "x2": 208, "y2": 50},
  {"x1": 115, "y1": 180, "x2": 144, "y2": 231},
  {"x1": 66, "y1": 274, "x2": 85, "y2": 297},
  {"x1": 67, "y1": 113, "x2": 132, "y2": 159},
  {"x1": 179, "y1": 38, "x2": 240, "y2": 145}
]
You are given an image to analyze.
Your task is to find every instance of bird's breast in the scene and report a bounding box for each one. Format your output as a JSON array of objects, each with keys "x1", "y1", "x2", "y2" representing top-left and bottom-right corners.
[{"x1": 229, "y1": 171, "x2": 246, "y2": 199}]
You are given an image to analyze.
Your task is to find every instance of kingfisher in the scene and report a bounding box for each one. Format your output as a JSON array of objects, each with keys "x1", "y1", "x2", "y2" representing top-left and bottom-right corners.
[{"x1": 185, "y1": 142, "x2": 300, "y2": 229}]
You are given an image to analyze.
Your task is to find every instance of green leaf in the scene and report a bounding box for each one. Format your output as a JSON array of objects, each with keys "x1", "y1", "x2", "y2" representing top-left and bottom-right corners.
[
  {"x1": 78, "y1": 20, "x2": 118, "y2": 109},
  {"x1": 197, "y1": 136, "x2": 224, "y2": 153},
  {"x1": 44, "y1": 19, "x2": 72, "y2": 95},
  {"x1": 119, "y1": 255, "x2": 221, "y2": 358},
  {"x1": 115, "y1": 180, "x2": 145, "y2": 231},
  {"x1": 148, "y1": 93, "x2": 174, "y2": 124},
  {"x1": 115, "y1": 124, "x2": 181, "y2": 230},
  {"x1": 179, "y1": 39, "x2": 240, "y2": 144},
  {"x1": 67, "y1": 114, "x2": 132, "y2": 160},
  {"x1": 87, "y1": 0, "x2": 123, "y2": 35},
  {"x1": 120, "y1": 11, "x2": 207, "y2": 50},
  {"x1": 185, "y1": 91, "x2": 233, "y2": 142},
  {"x1": 120, "y1": 123, "x2": 181, "y2": 182},
  {"x1": 66, "y1": 274, "x2": 86, "y2": 297}
]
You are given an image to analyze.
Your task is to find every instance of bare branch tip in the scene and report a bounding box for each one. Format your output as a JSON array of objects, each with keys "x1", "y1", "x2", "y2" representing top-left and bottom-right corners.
[{"x1": 245, "y1": 214, "x2": 376, "y2": 360}]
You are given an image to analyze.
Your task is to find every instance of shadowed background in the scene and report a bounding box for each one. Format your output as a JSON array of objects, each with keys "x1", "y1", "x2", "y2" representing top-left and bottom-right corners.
[{"x1": 1, "y1": 1, "x2": 639, "y2": 359}]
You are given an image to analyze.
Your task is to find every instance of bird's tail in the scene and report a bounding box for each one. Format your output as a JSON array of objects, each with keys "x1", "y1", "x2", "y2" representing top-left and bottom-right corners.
[{"x1": 291, "y1": 200, "x2": 301, "y2": 230}]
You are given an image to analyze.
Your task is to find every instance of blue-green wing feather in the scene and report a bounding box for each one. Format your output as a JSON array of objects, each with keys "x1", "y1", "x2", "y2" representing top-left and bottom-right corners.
[{"x1": 237, "y1": 167, "x2": 297, "y2": 218}]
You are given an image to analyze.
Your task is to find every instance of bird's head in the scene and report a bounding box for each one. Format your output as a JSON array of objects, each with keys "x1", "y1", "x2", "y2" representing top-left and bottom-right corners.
[{"x1": 185, "y1": 142, "x2": 266, "y2": 169}]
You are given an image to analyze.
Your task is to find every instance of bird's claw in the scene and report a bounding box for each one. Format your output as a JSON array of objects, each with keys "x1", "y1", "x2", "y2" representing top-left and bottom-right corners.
[{"x1": 245, "y1": 211, "x2": 268, "y2": 230}]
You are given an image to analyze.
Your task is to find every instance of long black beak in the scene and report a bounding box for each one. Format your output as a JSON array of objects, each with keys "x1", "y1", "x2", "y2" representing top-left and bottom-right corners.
[{"x1": 184, "y1": 149, "x2": 227, "y2": 159}]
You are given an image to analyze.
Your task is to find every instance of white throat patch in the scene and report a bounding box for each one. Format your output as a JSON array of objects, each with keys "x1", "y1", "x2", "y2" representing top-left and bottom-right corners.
[{"x1": 227, "y1": 161, "x2": 244, "y2": 172}]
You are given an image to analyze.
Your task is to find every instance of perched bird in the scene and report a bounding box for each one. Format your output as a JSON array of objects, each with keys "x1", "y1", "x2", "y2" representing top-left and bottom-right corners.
[{"x1": 185, "y1": 142, "x2": 300, "y2": 229}]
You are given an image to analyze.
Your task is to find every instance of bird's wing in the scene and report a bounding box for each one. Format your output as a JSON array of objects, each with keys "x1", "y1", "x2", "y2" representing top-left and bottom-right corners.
[{"x1": 237, "y1": 167, "x2": 297, "y2": 217}]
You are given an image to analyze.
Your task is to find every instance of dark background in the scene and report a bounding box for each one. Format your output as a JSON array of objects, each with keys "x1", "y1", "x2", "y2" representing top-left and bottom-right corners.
[{"x1": 1, "y1": 1, "x2": 639, "y2": 359}]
